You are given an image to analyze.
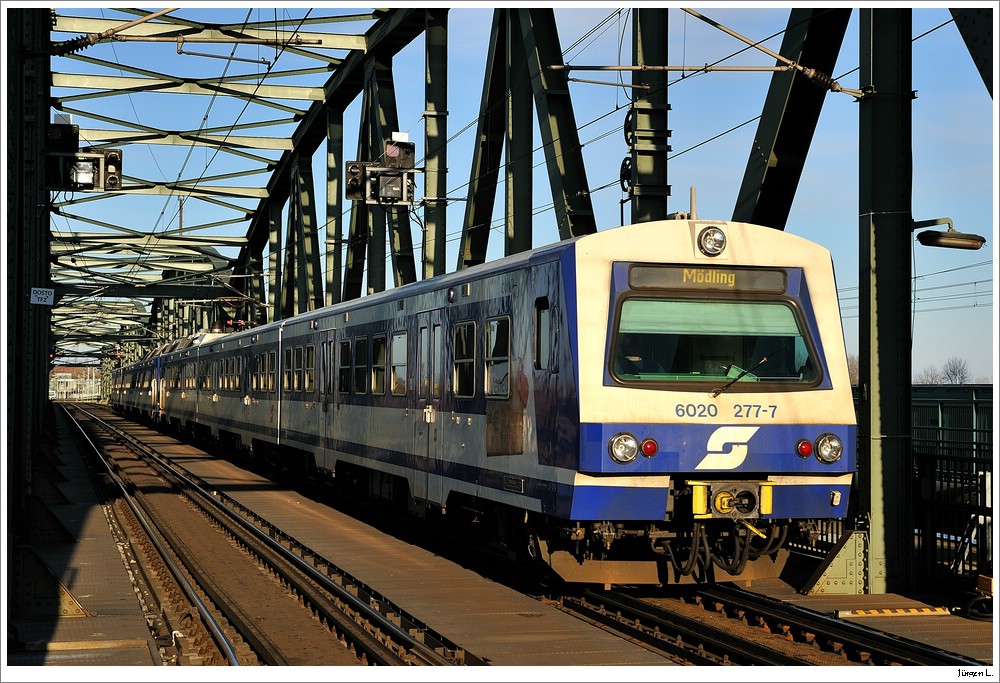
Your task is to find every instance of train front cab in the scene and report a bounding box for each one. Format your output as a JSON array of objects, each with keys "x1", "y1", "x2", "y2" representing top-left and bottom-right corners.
[{"x1": 562, "y1": 220, "x2": 857, "y2": 584}]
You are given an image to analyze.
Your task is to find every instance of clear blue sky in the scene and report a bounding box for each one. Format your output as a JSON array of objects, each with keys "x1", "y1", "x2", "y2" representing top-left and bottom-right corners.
[{"x1": 40, "y1": 4, "x2": 997, "y2": 381}]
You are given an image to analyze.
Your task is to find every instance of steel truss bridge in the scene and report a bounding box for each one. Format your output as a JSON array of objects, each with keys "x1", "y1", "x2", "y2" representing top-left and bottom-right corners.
[{"x1": 7, "y1": 7, "x2": 993, "y2": 596}]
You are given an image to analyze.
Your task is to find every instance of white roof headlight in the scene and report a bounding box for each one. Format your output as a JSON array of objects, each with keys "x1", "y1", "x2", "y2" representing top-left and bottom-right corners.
[
  {"x1": 698, "y1": 226, "x2": 727, "y2": 256},
  {"x1": 609, "y1": 433, "x2": 639, "y2": 464},
  {"x1": 814, "y1": 433, "x2": 844, "y2": 464}
]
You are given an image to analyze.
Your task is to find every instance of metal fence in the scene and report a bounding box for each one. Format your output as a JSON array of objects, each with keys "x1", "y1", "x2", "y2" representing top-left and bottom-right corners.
[
  {"x1": 911, "y1": 385, "x2": 992, "y2": 587},
  {"x1": 790, "y1": 384, "x2": 993, "y2": 591}
]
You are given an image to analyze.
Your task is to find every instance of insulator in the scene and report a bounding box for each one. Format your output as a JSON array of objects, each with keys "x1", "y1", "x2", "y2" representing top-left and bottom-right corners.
[
  {"x1": 619, "y1": 156, "x2": 633, "y2": 193},
  {"x1": 801, "y1": 66, "x2": 838, "y2": 92},
  {"x1": 623, "y1": 109, "x2": 635, "y2": 148}
]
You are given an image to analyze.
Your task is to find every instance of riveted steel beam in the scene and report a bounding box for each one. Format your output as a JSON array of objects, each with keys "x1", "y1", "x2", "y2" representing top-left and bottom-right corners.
[{"x1": 733, "y1": 8, "x2": 851, "y2": 229}]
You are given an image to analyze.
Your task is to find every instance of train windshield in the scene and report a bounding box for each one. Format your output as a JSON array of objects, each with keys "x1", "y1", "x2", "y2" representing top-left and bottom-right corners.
[{"x1": 612, "y1": 298, "x2": 818, "y2": 386}]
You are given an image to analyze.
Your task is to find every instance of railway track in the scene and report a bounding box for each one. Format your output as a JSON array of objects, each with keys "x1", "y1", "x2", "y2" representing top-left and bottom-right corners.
[
  {"x1": 63, "y1": 403, "x2": 985, "y2": 667},
  {"x1": 64, "y1": 403, "x2": 475, "y2": 666},
  {"x1": 699, "y1": 583, "x2": 987, "y2": 666},
  {"x1": 557, "y1": 585, "x2": 987, "y2": 666}
]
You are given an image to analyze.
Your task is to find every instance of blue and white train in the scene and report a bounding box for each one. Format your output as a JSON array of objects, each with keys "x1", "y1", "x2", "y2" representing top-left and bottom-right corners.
[{"x1": 111, "y1": 216, "x2": 856, "y2": 586}]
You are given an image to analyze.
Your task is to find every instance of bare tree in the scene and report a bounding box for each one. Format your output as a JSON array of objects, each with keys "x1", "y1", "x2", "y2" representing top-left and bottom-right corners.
[
  {"x1": 913, "y1": 366, "x2": 942, "y2": 384},
  {"x1": 846, "y1": 354, "x2": 860, "y2": 385},
  {"x1": 940, "y1": 356, "x2": 971, "y2": 384}
]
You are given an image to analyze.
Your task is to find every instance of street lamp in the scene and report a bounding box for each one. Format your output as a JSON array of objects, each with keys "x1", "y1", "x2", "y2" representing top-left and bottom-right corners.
[{"x1": 913, "y1": 217, "x2": 986, "y2": 250}]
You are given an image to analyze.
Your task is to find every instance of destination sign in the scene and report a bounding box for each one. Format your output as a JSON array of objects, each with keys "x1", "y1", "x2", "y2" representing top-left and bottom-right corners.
[{"x1": 629, "y1": 265, "x2": 787, "y2": 293}]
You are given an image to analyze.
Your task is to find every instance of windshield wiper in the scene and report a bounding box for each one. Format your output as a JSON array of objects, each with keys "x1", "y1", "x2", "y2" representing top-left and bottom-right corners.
[{"x1": 710, "y1": 353, "x2": 773, "y2": 398}]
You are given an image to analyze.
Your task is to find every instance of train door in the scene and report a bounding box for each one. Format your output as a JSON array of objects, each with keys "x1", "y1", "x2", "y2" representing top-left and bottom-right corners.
[
  {"x1": 156, "y1": 356, "x2": 165, "y2": 421},
  {"x1": 150, "y1": 359, "x2": 161, "y2": 419},
  {"x1": 240, "y1": 351, "x2": 251, "y2": 438},
  {"x1": 319, "y1": 330, "x2": 336, "y2": 472},
  {"x1": 413, "y1": 309, "x2": 446, "y2": 504},
  {"x1": 248, "y1": 342, "x2": 279, "y2": 448}
]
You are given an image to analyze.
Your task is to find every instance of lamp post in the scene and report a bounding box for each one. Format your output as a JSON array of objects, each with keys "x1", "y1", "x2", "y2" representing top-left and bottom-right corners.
[{"x1": 913, "y1": 217, "x2": 986, "y2": 250}]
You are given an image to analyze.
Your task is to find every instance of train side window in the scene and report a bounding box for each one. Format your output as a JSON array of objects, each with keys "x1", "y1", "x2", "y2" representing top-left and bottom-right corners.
[
  {"x1": 431, "y1": 324, "x2": 443, "y2": 399},
  {"x1": 294, "y1": 346, "x2": 304, "y2": 392},
  {"x1": 534, "y1": 298, "x2": 550, "y2": 370},
  {"x1": 319, "y1": 341, "x2": 328, "y2": 396},
  {"x1": 252, "y1": 354, "x2": 260, "y2": 392},
  {"x1": 418, "y1": 326, "x2": 429, "y2": 398},
  {"x1": 338, "y1": 340, "x2": 351, "y2": 394},
  {"x1": 486, "y1": 316, "x2": 510, "y2": 398},
  {"x1": 453, "y1": 321, "x2": 476, "y2": 398},
  {"x1": 372, "y1": 335, "x2": 387, "y2": 395},
  {"x1": 267, "y1": 350, "x2": 276, "y2": 393},
  {"x1": 354, "y1": 336, "x2": 369, "y2": 394},
  {"x1": 283, "y1": 348, "x2": 293, "y2": 391},
  {"x1": 390, "y1": 331, "x2": 407, "y2": 396},
  {"x1": 305, "y1": 344, "x2": 315, "y2": 392},
  {"x1": 327, "y1": 341, "x2": 336, "y2": 395}
]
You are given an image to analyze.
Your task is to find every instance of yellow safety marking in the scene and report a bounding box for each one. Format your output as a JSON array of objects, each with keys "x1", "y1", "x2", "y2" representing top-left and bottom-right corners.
[{"x1": 837, "y1": 607, "x2": 950, "y2": 618}]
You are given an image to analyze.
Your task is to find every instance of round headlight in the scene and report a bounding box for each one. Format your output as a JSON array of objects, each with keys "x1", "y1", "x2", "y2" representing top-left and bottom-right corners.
[
  {"x1": 814, "y1": 433, "x2": 844, "y2": 463},
  {"x1": 609, "y1": 433, "x2": 639, "y2": 464},
  {"x1": 698, "y1": 226, "x2": 727, "y2": 256}
]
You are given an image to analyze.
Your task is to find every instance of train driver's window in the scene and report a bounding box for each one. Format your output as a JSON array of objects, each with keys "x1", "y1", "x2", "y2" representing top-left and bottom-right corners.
[
  {"x1": 453, "y1": 321, "x2": 475, "y2": 398},
  {"x1": 534, "y1": 298, "x2": 550, "y2": 370},
  {"x1": 486, "y1": 316, "x2": 510, "y2": 398},
  {"x1": 615, "y1": 333, "x2": 666, "y2": 375},
  {"x1": 615, "y1": 298, "x2": 815, "y2": 385},
  {"x1": 390, "y1": 332, "x2": 407, "y2": 396}
]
